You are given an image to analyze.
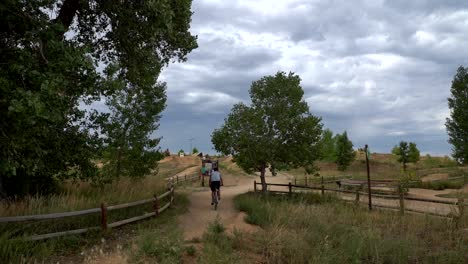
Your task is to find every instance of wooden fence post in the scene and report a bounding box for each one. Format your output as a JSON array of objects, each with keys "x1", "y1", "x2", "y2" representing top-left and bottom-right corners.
[
  {"x1": 355, "y1": 189, "x2": 360, "y2": 205},
  {"x1": 288, "y1": 182, "x2": 292, "y2": 195},
  {"x1": 254, "y1": 180, "x2": 257, "y2": 192},
  {"x1": 153, "y1": 195, "x2": 160, "y2": 216},
  {"x1": 305, "y1": 175, "x2": 308, "y2": 186},
  {"x1": 176, "y1": 175, "x2": 179, "y2": 183},
  {"x1": 321, "y1": 176, "x2": 324, "y2": 196},
  {"x1": 399, "y1": 185, "x2": 405, "y2": 215},
  {"x1": 100, "y1": 203, "x2": 107, "y2": 231},
  {"x1": 170, "y1": 184, "x2": 175, "y2": 207},
  {"x1": 294, "y1": 178, "x2": 297, "y2": 185}
]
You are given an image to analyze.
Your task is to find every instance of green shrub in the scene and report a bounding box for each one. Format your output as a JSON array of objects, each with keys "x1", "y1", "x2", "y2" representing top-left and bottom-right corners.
[{"x1": 185, "y1": 245, "x2": 196, "y2": 256}]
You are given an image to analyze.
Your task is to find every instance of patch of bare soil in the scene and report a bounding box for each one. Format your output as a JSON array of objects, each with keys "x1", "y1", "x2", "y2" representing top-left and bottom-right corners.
[{"x1": 421, "y1": 173, "x2": 449, "y2": 182}]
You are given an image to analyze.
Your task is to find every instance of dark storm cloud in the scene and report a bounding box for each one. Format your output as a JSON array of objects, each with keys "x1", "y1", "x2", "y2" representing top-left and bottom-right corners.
[{"x1": 157, "y1": 0, "x2": 468, "y2": 155}]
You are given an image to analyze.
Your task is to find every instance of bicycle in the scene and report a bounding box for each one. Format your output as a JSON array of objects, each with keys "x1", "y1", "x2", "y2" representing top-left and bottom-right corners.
[{"x1": 211, "y1": 187, "x2": 220, "y2": 210}]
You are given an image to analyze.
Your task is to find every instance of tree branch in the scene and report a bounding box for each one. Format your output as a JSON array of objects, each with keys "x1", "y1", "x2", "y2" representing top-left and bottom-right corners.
[{"x1": 54, "y1": 0, "x2": 81, "y2": 37}]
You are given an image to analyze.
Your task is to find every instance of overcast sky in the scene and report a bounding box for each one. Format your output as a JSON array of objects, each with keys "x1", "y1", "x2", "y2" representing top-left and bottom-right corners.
[{"x1": 156, "y1": 0, "x2": 468, "y2": 156}]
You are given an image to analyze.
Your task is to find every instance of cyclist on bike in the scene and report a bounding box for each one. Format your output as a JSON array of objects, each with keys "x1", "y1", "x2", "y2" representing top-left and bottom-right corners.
[{"x1": 209, "y1": 167, "x2": 223, "y2": 205}]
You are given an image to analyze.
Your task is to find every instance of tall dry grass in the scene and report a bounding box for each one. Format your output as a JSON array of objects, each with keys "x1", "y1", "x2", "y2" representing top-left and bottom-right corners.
[
  {"x1": 234, "y1": 192, "x2": 468, "y2": 263},
  {"x1": 0, "y1": 176, "x2": 168, "y2": 217}
]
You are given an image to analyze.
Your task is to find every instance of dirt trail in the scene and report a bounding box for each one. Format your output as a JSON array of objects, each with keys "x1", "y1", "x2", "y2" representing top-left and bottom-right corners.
[{"x1": 178, "y1": 172, "x2": 291, "y2": 241}]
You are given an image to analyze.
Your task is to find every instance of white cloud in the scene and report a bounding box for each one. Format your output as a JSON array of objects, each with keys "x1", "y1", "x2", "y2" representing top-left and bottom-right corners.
[{"x1": 157, "y1": 0, "x2": 466, "y2": 155}]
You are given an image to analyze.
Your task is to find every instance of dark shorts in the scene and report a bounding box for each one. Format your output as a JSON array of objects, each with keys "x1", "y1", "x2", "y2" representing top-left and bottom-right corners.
[{"x1": 210, "y1": 181, "x2": 220, "y2": 192}]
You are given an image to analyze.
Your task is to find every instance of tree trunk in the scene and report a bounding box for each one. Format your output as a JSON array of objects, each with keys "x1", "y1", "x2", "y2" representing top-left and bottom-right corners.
[
  {"x1": 403, "y1": 162, "x2": 407, "y2": 171},
  {"x1": 54, "y1": 0, "x2": 81, "y2": 35},
  {"x1": 260, "y1": 163, "x2": 267, "y2": 193}
]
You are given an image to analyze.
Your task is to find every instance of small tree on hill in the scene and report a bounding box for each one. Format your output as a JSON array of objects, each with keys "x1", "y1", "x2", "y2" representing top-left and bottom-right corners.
[
  {"x1": 408, "y1": 142, "x2": 420, "y2": 163},
  {"x1": 212, "y1": 72, "x2": 323, "y2": 192},
  {"x1": 164, "y1": 149, "x2": 171, "y2": 157},
  {"x1": 178, "y1": 149, "x2": 185, "y2": 155},
  {"x1": 321, "y1": 129, "x2": 336, "y2": 162},
  {"x1": 192, "y1": 147, "x2": 199, "y2": 154},
  {"x1": 334, "y1": 131, "x2": 355, "y2": 171},
  {"x1": 392, "y1": 141, "x2": 420, "y2": 171},
  {"x1": 446, "y1": 66, "x2": 468, "y2": 164}
]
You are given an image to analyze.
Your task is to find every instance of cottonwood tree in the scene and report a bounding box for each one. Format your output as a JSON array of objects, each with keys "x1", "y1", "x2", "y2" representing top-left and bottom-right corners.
[
  {"x1": 446, "y1": 66, "x2": 468, "y2": 164},
  {"x1": 0, "y1": 1, "x2": 197, "y2": 196},
  {"x1": 212, "y1": 72, "x2": 323, "y2": 192},
  {"x1": 392, "y1": 141, "x2": 420, "y2": 170},
  {"x1": 334, "y1": 131, "x2": 355, "y2": 171}
]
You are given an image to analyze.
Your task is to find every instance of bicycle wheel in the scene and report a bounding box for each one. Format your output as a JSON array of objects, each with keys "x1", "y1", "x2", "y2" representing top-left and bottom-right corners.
[{"x1": 214, "y1": 191, "x2": 219, "y2": 210}]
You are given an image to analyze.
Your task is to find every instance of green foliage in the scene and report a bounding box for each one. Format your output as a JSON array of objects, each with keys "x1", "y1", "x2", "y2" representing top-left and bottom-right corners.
[
  {"x1": 99, "y1": 71, "x2": 166, "y2": 181},
  {"x1": 408, "y1": 142, "x2": 420, "y2": 163},
  {"x1": 185, "y1": 245, "x2": 196, "y2": 256},
  {"x1": 212, "y1": 72, "x2": 323, "y2": 190},
  {"x1": 320, "y1": 129, "x2": 336, "y2": 162},
  {"x1": 446, "y1": 66, "x2": 468, "y2": 164},
  {"x1": 178, "y1": 149, "x2": 185, "y2": 155},
  {"x1": 423, "y1": 154, "x2": 458, "y2": 168},
  {"x1": 192, "y1": 147, "x2": 199, "y2": 154},
  {"x1": 392, "y1": 141, "x2": 420, "y2": 170},
  {"x1": 410, "y1": 179, "x2": 465, "y2": 190},
  {"x1": 0, "y1": 0, "x2": 197, "y2": 195},
  {"x1": 334, "y1": 131, "x2": 355, "y2": 171},
  {"x1": 199, "y1": 219, "x2": 241, "y2": 263}
]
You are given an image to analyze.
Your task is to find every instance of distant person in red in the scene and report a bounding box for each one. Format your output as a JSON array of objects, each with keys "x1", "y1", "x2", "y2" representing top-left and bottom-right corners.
[{"x1": 209, "y1": 167, "x2": 223, "y2": 205}]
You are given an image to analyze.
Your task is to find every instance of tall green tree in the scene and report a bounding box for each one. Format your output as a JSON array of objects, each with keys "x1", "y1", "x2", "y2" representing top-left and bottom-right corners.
[
  {"x1": 321, "y1": 129, "x2": 336, "y2": 162},
  {"x1": 392, "y1": 141, "x2": 420, "y2": 170},
  {"x1": 100, "y1": 66, "x2": 166, "y2": 181},
  {"x1": 446, "y1": 66, "x2": 468, "y2": 164},
  {"x1": 0, "y1": 0, "x2": 197, "y2": 196},
  {"x1": 334, "y1": 131, "x2": 355, "y2": 171},
  {"x1": 212, "y1": 72, "x2": 323, "y2": 192}
]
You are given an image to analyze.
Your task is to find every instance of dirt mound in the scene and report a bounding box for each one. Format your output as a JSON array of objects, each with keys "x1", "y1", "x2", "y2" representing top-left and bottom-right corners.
[
  {"x1": 159, "y1": 155, "x2": 200, "y2": 168},
  {"x1": 422, "y1": 173, "x2": 449, "y2": 182}
]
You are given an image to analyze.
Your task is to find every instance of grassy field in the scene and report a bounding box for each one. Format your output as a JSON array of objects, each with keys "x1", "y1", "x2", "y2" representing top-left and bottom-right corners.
[
  {"x1": 0, "y1": 156, "x2": 201, "y2": 263},
  {"x1": 228, "y1": 192, "x2": 468, "y2": 264},
  {"x1": 288, "y1": 153, "x2": 467, "y2": 190},
  {"x1": 0, "y1": 193, "x2": 190, "y2": 263}
]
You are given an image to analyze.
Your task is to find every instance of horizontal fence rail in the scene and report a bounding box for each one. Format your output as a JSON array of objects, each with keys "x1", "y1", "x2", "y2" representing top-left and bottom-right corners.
[
  {"x1": 0, "y1": 173, "x2": 199, "y2": 241},
  {"x1": 254, "y1": 181, "x2": 467, "y2": 218}
]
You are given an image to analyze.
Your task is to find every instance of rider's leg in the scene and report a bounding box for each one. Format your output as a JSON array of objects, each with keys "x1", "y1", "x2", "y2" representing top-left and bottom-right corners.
[{"x1": 217, "y1": 188, "x2": 221, "y2": 200}]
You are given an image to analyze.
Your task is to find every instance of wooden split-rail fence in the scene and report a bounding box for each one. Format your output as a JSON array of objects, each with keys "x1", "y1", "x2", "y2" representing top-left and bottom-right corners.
[
  {"x1": 254, "y1": 181, "x2": 467, "y2": 219},
  {"x1": 0, "y1": 174, "x2": 198, "y2": 241}
]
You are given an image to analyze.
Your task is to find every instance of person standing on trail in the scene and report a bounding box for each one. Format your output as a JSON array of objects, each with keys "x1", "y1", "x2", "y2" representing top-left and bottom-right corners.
[{"x1": 209, "y1": 167, "x2": 223, "y2": 205}]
